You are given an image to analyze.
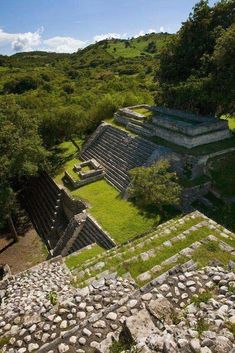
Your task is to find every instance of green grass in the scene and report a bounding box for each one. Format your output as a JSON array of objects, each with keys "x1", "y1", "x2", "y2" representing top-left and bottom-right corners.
[
  {"x1": 105, "y1": 34, "x2": 173, "y2": 58},
  {"x1": 0, "y1": 337, "x2": 10, "y2": 349},
  {"x1": 71, "y1": 215, "x2": 202, "y2": 273},
  {"x1": 73, "y1": 222, "x2": 216, "y2": 286},
  {"x1": 127, "y1": 227, "x2": 211, "y2": 282},
  {"x1": 66, "y1": 245, "x2": 104, "y2": 269},
  {"x1": 192, "y1": 240, "x2": 235, "y2": 267},
  {"x1": 81, "y1": 165, "x2": 92, "y2": 173},
  {"x1": 132, "y1": 107, "x2": 154, "y2": 118},
  {"x1": 191, "y1": 291, "x2": 212, "y2": 306},
  {"x1": 54, "y1": 157, "x2": 80, "y2": 183},
  {"x1": 55, "y1": 161, "x2": 160, "y2": 244},
  {"x1": 221, "y1": 115, "x2": 235, "y2": 131},
  {"x1": 70, "y1": 180, "x2": 160, "y2": 243},
  {"x1": 53, "y1": 137, "x2": 161, "y2": 245}
]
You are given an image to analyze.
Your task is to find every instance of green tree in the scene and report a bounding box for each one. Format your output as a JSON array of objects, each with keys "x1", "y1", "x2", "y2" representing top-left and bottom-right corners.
[
  {"x1": 0, "y1": 97, "x2": 48, "y2": 233},
  {"x1": 129, "y1": 160, "x2": 182, "y2": 213},
  {"x1": 156, "y1": 0, "x2": 235, "y2": 114},
  {"x1": 3, "y1": 76, "x2": 39, "y2": 94},
  {"x1": 41, "y1": 106, "x2": 86, "y2": 147}
]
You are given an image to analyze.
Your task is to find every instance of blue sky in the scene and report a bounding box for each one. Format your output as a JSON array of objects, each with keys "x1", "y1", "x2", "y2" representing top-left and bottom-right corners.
[{"x1": 0, "y1": 0, "x2": 215, "y2": 55}]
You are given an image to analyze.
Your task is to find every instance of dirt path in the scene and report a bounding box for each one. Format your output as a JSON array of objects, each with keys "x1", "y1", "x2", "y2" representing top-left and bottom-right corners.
[{"x1": 0, "y1": 228, "x2": 48, "y2": 274}]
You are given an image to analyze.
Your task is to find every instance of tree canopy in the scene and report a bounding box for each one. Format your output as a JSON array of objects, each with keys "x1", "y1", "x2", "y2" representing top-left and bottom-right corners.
[
  {"x1": 156, "y1": 0, "x2": 235, "y2": 115},
  {"x1": 0, "y1": 97, "x2": 48, "y2": 228},
  {"x1": 129, "y1": 160, "x2": 182, "y2": 212}
]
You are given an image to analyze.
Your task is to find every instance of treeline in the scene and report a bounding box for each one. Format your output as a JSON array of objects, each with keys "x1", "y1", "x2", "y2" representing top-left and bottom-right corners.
[{"x1": 156, "y1": 0, "x2": 235, "y2": 115}]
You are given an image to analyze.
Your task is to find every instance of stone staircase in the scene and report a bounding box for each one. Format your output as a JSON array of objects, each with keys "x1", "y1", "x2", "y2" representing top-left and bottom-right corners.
[
  {"x1": 81, "y1": 124, "x2": 158, "y2": 192},
  {"x1": 70, "y1": 211, "x2": 235, "y2": 287},
  {"x1": 66, "y1": 215, "x2": 115, "y2": 255},
  {"x1": 22, "y1": 172, "x2": 64, "y2": 249},
  {"x1": 22, "y1": 172, "x2": 114, "y2": 257}
]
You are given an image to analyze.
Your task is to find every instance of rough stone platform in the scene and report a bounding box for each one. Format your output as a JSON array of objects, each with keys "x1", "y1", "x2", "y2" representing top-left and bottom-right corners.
[{"x1": 0, "y1": 212, "x2": 234, "y2": 353}]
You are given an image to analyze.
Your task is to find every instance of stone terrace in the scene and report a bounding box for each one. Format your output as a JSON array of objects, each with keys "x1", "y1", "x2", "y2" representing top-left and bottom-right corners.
[
  {"x1": 114, "y1": 105, "x2": 232, "y2": 148},
  {"x1": 0, "y1": 211, "x2": 234, "y2": 353},
  {"x1": 81, "y1": 123, "x2": 171, "y2": 192}
]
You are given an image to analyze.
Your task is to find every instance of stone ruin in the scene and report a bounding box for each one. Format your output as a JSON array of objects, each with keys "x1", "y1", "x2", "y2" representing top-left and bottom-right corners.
[
  {"x1": 21, "y1": 172, "x2": 115, "y2": 258},
  {"x1": 0, "y1": 211, "x2": 234, "y2": 353},
  {"x1": 64, "y1": 159, "x2": 105, "y2": 189},
  {"x1": 18, "y1": 105, "x2": 234, "y2": 261},
  {"x1": 114, "y1": 105, "x2": 232, "y2": 148},
  {"x1": 80, "y1": 123, "x2": 181, "y2": 192}
]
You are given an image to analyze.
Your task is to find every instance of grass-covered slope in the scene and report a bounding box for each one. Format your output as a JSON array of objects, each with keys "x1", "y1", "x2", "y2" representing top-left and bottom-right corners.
[
  {"x1": 53, "y1": 141, "x2": 161, "y2": 244},
  {"x1": 66, "y1": 211, "x2": 235, "y2": 288}
]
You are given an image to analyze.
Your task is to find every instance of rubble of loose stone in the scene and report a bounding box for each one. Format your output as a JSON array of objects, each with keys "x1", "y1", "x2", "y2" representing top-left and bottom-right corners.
[
  {"x1": 106, "y1": 265, "x2": 235, "y2": 353},
  {"x1": 0, "y1": 214, "x2": 234, "y2": 353}
]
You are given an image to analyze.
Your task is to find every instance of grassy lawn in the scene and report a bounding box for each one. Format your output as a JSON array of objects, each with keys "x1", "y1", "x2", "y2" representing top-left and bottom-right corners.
[
  {"x1": 52, "y1": 140, "x2": 83, "y2": 182},
  {"x1": 53, "y1": 141, "x2": 161, "y2": 244},
  {"x1": 106, "y1": 34, "x2": 171, "y2": 58},
  {"x1": 209, "y1": 152, "x2": 235, "y2": 195},
  {"x1": 69, "y1": 180, "x2": 160, "y2": 243},
  {"x1": 66, "y1": 244, "x2": 104, "y2": 269}
]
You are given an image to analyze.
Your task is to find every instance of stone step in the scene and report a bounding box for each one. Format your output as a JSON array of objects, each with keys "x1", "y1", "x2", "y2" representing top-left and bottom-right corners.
[
  {"x1": 67, "y1": 216, "x2": 115, "y2": 255},
  {"x1": 97, "y1": 127, "x2": 155, "y2": 159},
  {"x1": 80, "y1": 225, "x2": 207, "y2": 284},
  {"x1": 76, "y1": 212, "x2": 202, "y2": 270},
  {"x1": 26, "y1": 195, "x2": 54, "y2": 241},
  {"x1": 104, "y1": 129, "x2": 155, "y2": 157},
  {"x1": 127, "y1": 123, "x2": 154, "y2": 137},
  {"x1": 82, "y1": 150, "x2": 129, "y2": 191},
  {"x1": 82, "y1": 149, "x2": 129, "y2": 187}
]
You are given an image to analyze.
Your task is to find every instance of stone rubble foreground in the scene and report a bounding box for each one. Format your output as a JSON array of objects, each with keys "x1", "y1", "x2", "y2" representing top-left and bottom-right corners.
[{"x1": 0, "y1": 258, "x2": 235, "y2": 353}]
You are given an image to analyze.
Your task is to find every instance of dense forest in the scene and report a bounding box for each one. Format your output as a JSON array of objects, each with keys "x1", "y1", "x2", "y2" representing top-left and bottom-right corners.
[{"x1": 0, "y1": 0, "x2": 234, "y2": 229}]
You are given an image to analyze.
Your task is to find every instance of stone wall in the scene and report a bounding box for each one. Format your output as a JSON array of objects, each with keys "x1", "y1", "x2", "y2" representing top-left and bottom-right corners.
[
  {"x1": 115, "y1": 105, "x2": 232, "y2": 149},
  {"x1": 181, "y1": 181, "x2": 212, "y2": 209},
  {"x1": 190, "y1": 147, "x2": 235, "y2": 179},
  {"x1": 60, "y1": 188, "x2": 86, "y2": 220},
  {"x1": 152, "y1": 125, "x2": 231, "y2": 148},
  {"x1": 152, "y1": 115, "x2": 229, "y2": 136},
  {"x1": 64, "y1": 170, "x2": 105, "y2": 189}
]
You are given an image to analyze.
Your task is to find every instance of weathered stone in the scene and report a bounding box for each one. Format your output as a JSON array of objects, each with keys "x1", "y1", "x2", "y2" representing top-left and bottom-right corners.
[
  {"x1": 28, "y1": 343, "x2": 39, "y2": 352},
  {"x1": 93, "y1": 320, "x2": 106, "y2": 329},
  {"x1": 58, "y1": 343, "x2": 70, "y2": 352},
  {"x1": 106, "y1": 312, "x2": 117, "y2": 321},
  {"x1": 78, "y1": 337, "x2": 86, "y2": 345},
  {"x1": 148, "y1": 298, "x2": 174, "y2": 325},
  {"x1": 125, "y1": 309, "x2": 158, "y2": 343}
]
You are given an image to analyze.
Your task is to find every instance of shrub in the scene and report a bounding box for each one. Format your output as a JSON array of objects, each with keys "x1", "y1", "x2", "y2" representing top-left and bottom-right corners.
[
  {"x1": 3, "y1": 76, "x2": 39, "y2": 94},
  {"x1": 191, "y1": 290, "x2": 212, "y2": 306},
  {"x1": 48, "y1": 290, "x2": 58, "y2": 305}
]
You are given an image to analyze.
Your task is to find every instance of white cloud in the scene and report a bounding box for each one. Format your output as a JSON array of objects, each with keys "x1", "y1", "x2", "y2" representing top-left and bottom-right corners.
[
  {"x1": 0, "y1": 26, "x2": 168, "y2": 54},
  {"x1": 134, "y1": 28, "x2": 157, "y2": 38},
  {"x1": 93, "y1": 32, "x2": 123, "y2": 42},
  {"x1": 0, "y1": 27, "x2": 42, "y2": 52},
  {"x1": 43, "y1": 36, "x2": 86, "y2": 53}
]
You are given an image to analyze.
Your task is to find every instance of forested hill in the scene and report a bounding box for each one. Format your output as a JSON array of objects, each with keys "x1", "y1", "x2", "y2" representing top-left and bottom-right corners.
[
  {"x1": 0, "y1": 32, "x2": 172, "y2": 147},
  {"x1": 0, "y1": 32, "x2": 172, "y2": 66}
]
